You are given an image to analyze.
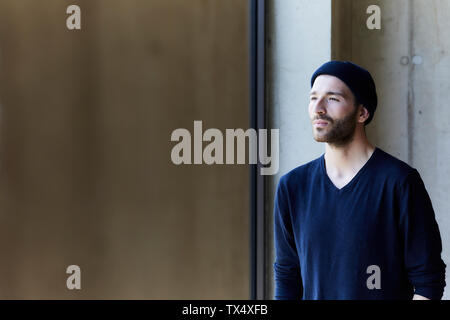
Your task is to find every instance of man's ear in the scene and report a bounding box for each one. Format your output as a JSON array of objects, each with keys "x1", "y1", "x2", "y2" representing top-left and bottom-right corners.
[{"x1": 358, "y1": 105, "x2": 370, "y2": 124}]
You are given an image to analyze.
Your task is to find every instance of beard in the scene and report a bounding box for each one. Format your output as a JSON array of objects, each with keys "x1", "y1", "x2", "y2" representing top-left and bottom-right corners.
[{"x1": 312, "y1": 106, "x2": 359, "y2": 147}]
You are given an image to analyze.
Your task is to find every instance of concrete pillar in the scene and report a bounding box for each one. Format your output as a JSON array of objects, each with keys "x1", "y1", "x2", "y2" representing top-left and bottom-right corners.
[{"x1": 335, "y1": 0, "x2": 450, "y2": 300}]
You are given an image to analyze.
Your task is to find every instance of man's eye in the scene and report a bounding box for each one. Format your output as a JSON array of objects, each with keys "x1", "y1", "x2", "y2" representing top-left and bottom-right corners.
[
  {"x1": 329, "y1": 97, "x2": 339, "y2": 101},
  {"x1": 310, "y1": 97, "x2": 317, "y2": 101}
]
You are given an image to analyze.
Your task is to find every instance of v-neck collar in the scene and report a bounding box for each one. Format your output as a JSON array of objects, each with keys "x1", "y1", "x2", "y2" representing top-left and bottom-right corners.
[{"x1": 320, "y1": 147, "x2": 379, "y2": 194}]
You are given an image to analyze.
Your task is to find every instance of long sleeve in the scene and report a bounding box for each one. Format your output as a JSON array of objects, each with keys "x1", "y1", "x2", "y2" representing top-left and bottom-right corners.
[
  {"x1": 398, "y1": 169, "x2": 446, "y2": 300},
  {"x1": 273, "y1": 176, "x2": 302, "y2": 300}
]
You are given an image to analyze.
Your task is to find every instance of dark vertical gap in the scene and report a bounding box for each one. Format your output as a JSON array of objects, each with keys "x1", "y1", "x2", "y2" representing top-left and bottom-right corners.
[
  {"x1": 249, "y1": 0, "x2": 266, "y2": 300},
  {"x1": 249, "y1": 0, "x2": 256, "y2": 300},
  {"x1": 264, "y1": 0, "x2": 274, "y2": 300},
  {"x1": 256, "y1": 0, "x2": 266, "y2": 300}
]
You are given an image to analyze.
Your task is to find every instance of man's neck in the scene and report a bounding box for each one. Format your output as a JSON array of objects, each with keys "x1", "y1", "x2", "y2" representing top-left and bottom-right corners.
[{"x1": 324, "y1": 130, "x2": 375, "y2": 177}]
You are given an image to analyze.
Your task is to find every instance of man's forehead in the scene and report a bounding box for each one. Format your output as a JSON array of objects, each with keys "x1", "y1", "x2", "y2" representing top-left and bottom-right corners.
[{"x1": 310, "y1": 74, "x2": 351, "y2": 95}]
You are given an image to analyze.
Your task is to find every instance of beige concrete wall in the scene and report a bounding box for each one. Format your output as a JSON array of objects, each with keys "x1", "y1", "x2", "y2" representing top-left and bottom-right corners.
[
  {"x1": 0, "y1": 0, "x2": 249, "y2": 299},
  {"x1": 333, "y1": 0, "x2": 411, "y2": 161},
  {"x1": 333, "y1": 0, "x2": 450, "y2": 299},
  {"x1": 409, "y1": 0, "x2": 450, "y2": 299}
]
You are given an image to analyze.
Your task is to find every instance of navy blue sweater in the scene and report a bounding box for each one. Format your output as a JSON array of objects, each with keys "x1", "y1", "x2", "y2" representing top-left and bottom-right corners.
[{"x1": 273, "y1": 147, "x2": 446, "y2": 300}]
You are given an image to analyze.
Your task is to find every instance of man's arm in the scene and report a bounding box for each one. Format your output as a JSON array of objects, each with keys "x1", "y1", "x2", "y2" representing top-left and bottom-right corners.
[
  {"x1": 413, "y1": 294, "x2": 430, "y2": 300},
  {"x1": 398, "y1": 169, "x2": 446, "y2": 300},
  {"x1": 273, "y1": 176, "x2": 302, "y2": 300}
]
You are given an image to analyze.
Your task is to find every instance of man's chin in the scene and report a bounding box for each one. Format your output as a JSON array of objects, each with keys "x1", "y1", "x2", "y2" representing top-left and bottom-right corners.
[
  {"x1": 313, "y1": 135, "x2": 329, "y2": 143},
  {"x1": 312, "y1": 128, "x2": 329, "y2": 142}
]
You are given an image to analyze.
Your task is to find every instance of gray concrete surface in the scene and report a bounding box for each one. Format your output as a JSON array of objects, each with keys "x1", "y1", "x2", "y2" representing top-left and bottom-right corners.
[{"x1": 268, "y1": 0, "x2": 450, "y2": 300}]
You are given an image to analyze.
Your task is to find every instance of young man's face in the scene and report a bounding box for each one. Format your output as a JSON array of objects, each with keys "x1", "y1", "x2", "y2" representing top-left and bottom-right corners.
[{"x1": 309, "y1": 74, "x2": 361, "y2": 146}]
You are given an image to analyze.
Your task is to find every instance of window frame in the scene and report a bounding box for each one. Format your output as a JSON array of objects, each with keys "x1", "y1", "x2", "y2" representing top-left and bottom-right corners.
[{"x1": 249, "y1": 0, "x2": 267, "y2": 300}]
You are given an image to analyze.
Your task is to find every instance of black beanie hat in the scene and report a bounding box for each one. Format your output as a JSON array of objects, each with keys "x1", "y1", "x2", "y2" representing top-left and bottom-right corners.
[{"x1": 310, "y1": 61, "x2": 378, "y2": 125}]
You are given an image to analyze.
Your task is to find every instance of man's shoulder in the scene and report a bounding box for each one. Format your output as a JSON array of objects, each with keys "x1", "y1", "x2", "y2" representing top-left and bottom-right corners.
[
  {"x1": 278, "y1": 155, "x2": 323, "y2": 188},
  {"x1": 373, "y1": 147, "x2": 417, "y2": 184}
]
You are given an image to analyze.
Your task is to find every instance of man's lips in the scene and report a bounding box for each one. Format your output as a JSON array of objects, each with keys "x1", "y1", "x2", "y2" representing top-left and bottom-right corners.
[{"x1": 313, "y1": 120, "x2": 329, "y2": 126}]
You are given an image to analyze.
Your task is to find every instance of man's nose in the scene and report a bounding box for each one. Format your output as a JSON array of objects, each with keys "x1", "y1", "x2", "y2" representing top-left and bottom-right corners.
[{"x1": 312, "y1": 97, "x2": 326, "y2": 114}]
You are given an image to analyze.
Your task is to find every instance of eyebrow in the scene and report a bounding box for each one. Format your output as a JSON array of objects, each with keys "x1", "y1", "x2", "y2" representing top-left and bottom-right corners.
[{"x1": 309, "y1": 91, "x2": 346, "y2": 97}]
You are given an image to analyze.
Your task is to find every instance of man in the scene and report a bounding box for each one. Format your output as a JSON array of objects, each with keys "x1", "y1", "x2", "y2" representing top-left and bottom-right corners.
[{"x1": 273, "y1": 61, "x2": 446, "y2": 300}]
